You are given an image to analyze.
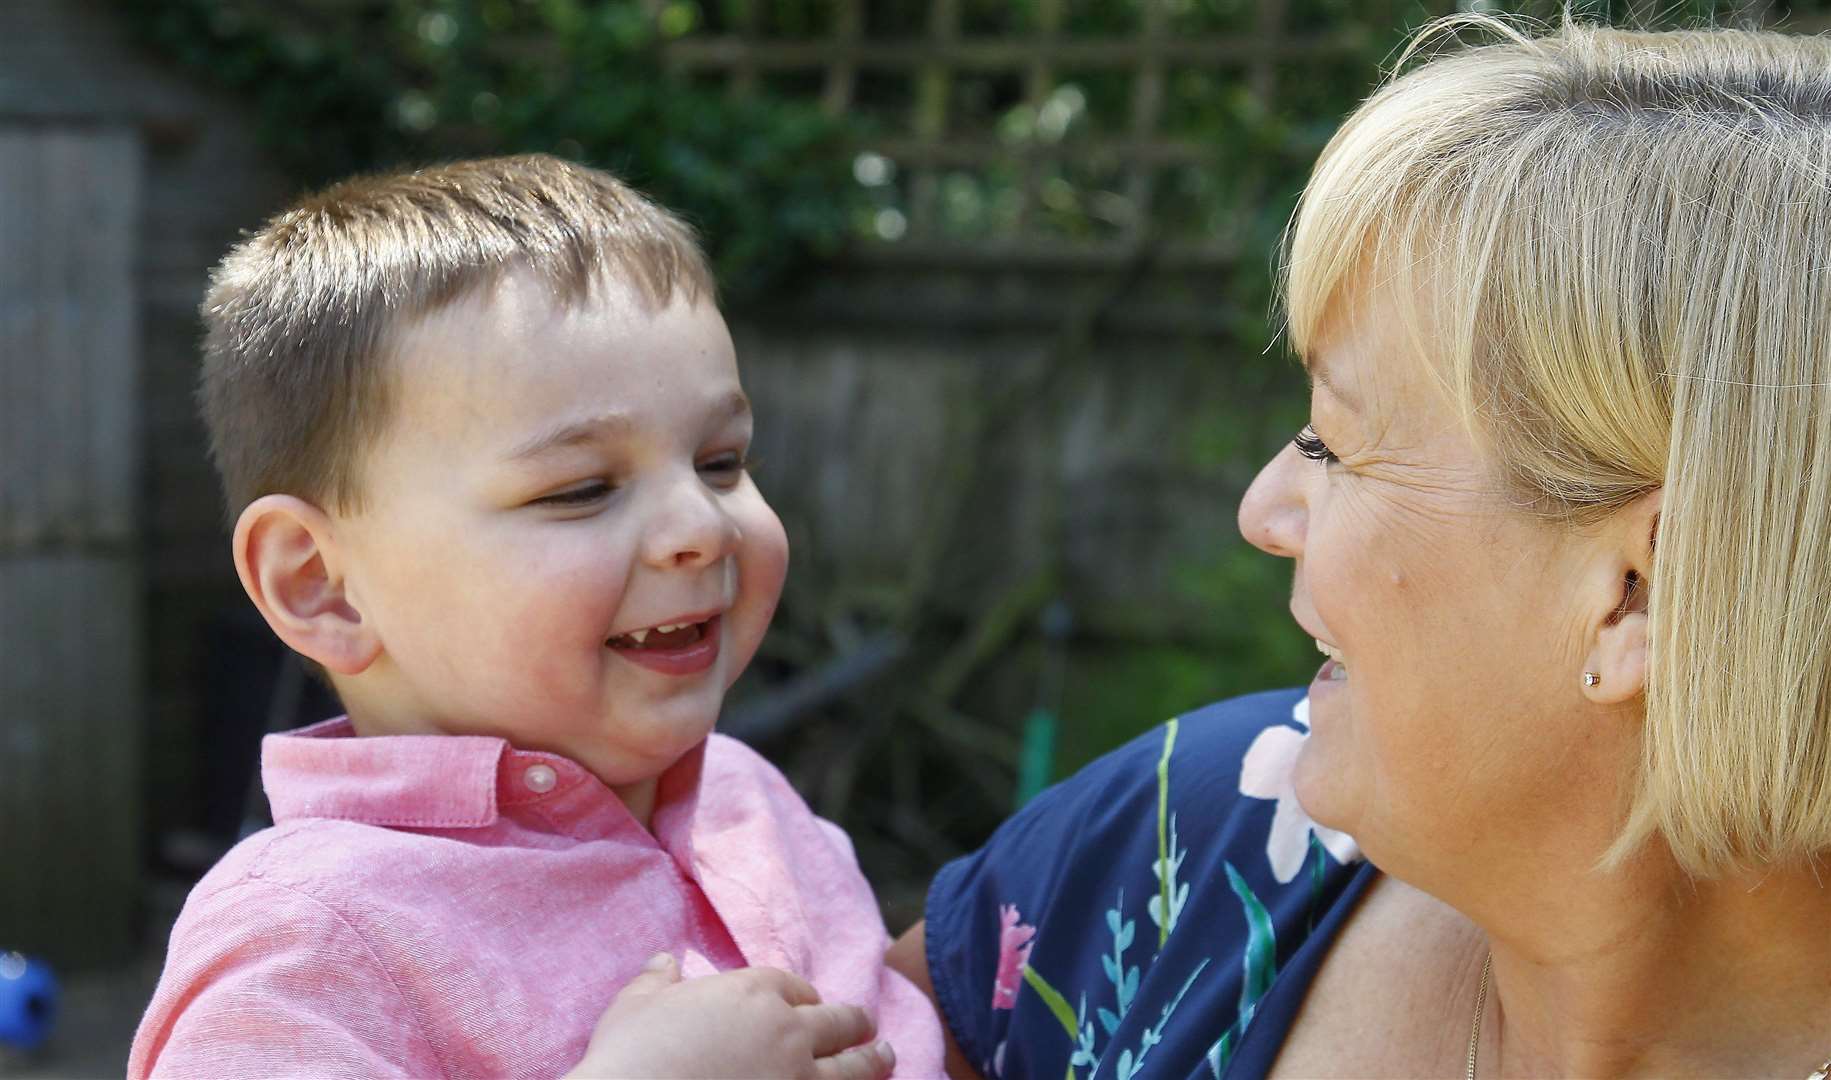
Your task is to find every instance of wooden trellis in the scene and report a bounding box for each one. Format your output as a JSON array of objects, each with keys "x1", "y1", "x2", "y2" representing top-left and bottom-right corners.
[
  {"x1": 660, "y1": 0, "x2": 1378, "y2": 267},
  {"x1": 264, "y1": 1, "x2": 1826, "y2": 272}
]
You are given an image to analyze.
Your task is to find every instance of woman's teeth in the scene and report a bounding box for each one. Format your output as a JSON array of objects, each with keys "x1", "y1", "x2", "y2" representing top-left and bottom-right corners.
[{"x1": 1316, "y1": 638, "x2": 1348, "y2": 677}]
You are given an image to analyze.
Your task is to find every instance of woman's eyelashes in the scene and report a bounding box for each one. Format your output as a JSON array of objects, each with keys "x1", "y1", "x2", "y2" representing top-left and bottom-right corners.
[{"x1": 1294, "y1": 424, "x2": 1339, "y2": 464}]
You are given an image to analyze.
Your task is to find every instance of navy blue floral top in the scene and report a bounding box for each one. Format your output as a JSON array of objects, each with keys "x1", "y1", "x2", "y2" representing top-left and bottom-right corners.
[{"x1": 926, "y1": 688, "x2": 1377, "y2": 1079}]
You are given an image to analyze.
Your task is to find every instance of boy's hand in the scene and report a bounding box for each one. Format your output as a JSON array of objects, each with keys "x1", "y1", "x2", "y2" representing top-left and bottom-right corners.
[{"x1": 564, "y1": 954, "x2": 897, "y2": 1080}]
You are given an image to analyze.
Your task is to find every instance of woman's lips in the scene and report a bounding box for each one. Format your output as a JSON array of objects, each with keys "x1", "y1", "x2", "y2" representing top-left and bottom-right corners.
[
  {"x1": 607, "y1": 615, "x2": 721, "y2": 676},
  {"x1": 1311, "y1": 636, "x2": 1347, "y2": 686}
]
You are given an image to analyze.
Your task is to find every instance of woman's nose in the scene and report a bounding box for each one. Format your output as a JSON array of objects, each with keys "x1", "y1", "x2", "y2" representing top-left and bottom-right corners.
[
  {"x1": 1237, "y1": 442, "x2": 1308, "y2": 559},
  {"x1": 640, "y1": 476, "x2": 737, "y2": 570}
]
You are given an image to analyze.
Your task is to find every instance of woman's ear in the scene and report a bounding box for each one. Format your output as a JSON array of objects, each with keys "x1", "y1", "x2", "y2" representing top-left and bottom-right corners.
[
  {"x1": 232, "y1": 495, "x2": 380, "y2": 676},
  {"x1": 1582, "y1": 488, "x2": 1661, "y2": 706}
]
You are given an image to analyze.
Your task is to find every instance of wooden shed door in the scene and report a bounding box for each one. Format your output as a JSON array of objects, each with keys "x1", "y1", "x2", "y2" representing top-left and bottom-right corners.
[{"x1": 0, "y1": 126, "x2": 143, "y2": 967}]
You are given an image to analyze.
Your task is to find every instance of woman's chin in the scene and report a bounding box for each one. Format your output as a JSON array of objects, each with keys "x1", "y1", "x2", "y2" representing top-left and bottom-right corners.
[{"x1": 1291, "y1": 734, "x2": 1358, "y2": 837}]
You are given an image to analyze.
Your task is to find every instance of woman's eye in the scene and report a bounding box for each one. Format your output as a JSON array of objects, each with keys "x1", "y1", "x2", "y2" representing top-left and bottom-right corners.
[
  {"x1": 1293, "y1": 424, "x2": 1339, "y2": 464},
  {"x1": 534, "y1": 482, "x2": 612, "y2": 507}
]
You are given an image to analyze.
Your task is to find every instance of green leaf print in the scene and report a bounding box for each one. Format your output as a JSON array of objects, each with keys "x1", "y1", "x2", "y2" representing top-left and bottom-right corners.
[
  {"x1": 1207, "y1": 862, "x2": 1278, "y2": 1074},
  {"x1": 1112, "y1": 958, "x2": 1209, "y2": 1080},
  {"x1": 1019, "y1": 964, "x2": 1085, "y2": 1080},
  {"x1": 1224, "y1": 861, "x2": 1278, "y2": 1027},
  {"x1": 1098, "y1": 892, "x2": 1139, "y2": 1036},
  {"x1": 1208, "y1": 1029, "x2": 1234, "y2": 1078},
  {"x1": 1154, "y1": 717, "x2": 1180, "y2": 947},
  {"x1": 1021, "y1": 963, "x2": 1081, "y2": 1042},
  {"x1": 1307, "y1": 832, "x2": 1327, "y2": 933}
]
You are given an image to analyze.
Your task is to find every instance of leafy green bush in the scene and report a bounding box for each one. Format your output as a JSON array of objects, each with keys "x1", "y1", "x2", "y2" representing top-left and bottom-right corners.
[{"x1": 120, "y1": 0, "x2": 864, "y2": 298}]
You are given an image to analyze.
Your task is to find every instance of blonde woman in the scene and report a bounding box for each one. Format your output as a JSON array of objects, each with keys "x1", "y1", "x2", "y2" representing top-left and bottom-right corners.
[{"x1": 887, "y1": 17, "x2": 1831, "y2": 1078}]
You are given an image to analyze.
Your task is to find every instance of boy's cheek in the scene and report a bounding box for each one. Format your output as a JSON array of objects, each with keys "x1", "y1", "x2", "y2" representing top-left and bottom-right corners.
[
  {"x1": 743, "y1": 507, "x2": 790, "y2": 602},
  {"x1": 726, "y1": 508, "x2": 788, "y2": 681}
]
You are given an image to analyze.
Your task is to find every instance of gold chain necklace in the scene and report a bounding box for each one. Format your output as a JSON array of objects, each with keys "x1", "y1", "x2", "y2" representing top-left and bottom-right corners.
[
  {"x1": 1466, "y1": 952, "x2": 1831, "y2": 1080},
  {"x1": 1465, "y1": 953, "x2": 1491, "y2": 1080}
]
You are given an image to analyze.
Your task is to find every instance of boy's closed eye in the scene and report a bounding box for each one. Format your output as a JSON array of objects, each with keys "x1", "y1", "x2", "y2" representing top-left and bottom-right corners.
[
  {"x1": 697, "y1": 451, "x2": 757, "y2": 489},
  {"x1": 530, "y1": 452, "x2": 756, "y2": 508},
  {"x1": 534, "y1": 482, "x2": 616, "y2": 507}
]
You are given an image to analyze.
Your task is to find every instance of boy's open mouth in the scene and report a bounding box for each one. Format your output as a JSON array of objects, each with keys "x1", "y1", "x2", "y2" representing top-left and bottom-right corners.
[{"x1": 606, "y1": 619, "x2": 711, "y2": 651}]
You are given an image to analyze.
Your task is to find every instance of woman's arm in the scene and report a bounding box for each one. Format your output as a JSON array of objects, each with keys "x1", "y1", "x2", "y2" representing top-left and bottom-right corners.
[{"x1": 885, "y1": 921, "x2": 983, "y2": 1080}]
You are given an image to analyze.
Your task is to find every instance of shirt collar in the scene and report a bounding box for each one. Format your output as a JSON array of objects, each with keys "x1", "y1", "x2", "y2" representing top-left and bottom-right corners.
[{"x1": 263, "y1": 717, "x2": 704, "y2": 847}]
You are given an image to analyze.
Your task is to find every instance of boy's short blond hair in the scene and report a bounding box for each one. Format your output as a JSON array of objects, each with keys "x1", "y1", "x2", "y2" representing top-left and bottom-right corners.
[{"x1": 200, "y1": 153, "x2": 716, "y2": 518}]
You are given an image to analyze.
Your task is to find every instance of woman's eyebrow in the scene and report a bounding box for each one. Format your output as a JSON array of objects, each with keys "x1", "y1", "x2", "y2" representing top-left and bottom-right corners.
[{"x1": 1311, "y1": 360, "x2": 1363, "y2": 413}]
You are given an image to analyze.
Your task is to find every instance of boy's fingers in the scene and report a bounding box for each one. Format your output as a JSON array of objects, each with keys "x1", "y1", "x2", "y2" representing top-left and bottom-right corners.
[
  {"x1": 746, "y1": 966, "x2": 822, "y2": 1007},
  {"x1": 810, "y1": 1041, "x2": 895, "y2": 1080},
  {"x1": 611, "y1": 953, "x2": 680, "y2": 1002},
  {"x1": 798, "y1": 1003, "x2": 876, "y2": 1057}
]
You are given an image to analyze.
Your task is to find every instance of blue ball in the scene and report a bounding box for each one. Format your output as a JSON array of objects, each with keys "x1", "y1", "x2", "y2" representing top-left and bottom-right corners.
[{"x1": 0, "y1": 952, "x2": 58, "y2": 1052}]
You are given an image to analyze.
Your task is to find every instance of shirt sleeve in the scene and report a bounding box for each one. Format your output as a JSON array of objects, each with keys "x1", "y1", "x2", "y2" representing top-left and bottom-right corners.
[
  {"x1": 923, "y1": 722, "x2": 1163, "y2": 1076},
  {"x1": 923, "y1": 688, "x2": 1339, "y2": 1080},
  {"x1": 129, "y1": 878, "x2": 445, "y2": 1079}
]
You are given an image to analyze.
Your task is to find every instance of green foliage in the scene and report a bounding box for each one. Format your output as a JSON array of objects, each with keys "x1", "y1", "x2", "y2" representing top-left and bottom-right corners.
[
  {"x1": 116, "y1": 0, "x2": 864, "y2": 298},
  {"x1": 123, "y1": 0, "x2": 1831, "y2": 870}
]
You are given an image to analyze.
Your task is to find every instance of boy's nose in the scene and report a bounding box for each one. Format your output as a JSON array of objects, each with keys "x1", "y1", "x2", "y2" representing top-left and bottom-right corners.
[
  {"x1": 1237, "y1": 442, "x2": 1308, "y2": 559},
  {"x1": 640, "y1": 478, "x2": 737, "y2": 570}
]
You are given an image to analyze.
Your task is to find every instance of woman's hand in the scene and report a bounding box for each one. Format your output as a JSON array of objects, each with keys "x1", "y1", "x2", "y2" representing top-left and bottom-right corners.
[{"x1": 563, "y1": 954, "x2": 897, "y2": 1080}]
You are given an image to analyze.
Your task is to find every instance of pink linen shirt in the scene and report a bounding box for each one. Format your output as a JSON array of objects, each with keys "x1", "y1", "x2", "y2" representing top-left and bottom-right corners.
[{"x1": 129, "y1": 719, "x2": 944, "y2": 1079}]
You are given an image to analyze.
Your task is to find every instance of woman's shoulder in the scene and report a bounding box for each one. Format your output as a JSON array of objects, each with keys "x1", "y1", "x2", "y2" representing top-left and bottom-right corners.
[
  {"x1": 926, "y1": 688, "x2": 1367, "y2": 1080},
  {"x1": 934, "y1": 687, "x2": 1353, "y2": 901},
  {"x1": 1080, "y1": 687, "x2": 1314, "y2": 795}
]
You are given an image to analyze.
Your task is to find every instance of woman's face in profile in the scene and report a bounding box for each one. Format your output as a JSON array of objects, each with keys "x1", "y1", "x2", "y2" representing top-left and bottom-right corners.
[{"x1": 1236, "y1": 285, "x2": 1635, "y2": 884}]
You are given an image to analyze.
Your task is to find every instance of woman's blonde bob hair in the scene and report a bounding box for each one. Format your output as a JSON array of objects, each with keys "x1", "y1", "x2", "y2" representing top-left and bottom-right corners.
[{"x1": 1283, "y1": 15, "x2": 1831, "y2": 878}]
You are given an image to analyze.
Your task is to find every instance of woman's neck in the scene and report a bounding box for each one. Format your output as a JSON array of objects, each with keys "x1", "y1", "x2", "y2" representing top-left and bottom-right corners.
[{"x1": 1476, "y1": 852, "x2": 1831, "y2": 1077}]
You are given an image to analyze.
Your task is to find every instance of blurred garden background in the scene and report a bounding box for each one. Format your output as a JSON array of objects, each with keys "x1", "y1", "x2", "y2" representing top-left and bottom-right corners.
[{"x1": 1, "y1": 0, "x2": 1825, "y2": 1072}]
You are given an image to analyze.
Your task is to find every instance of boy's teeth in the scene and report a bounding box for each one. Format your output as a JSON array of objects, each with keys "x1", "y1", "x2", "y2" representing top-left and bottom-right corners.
[{"x1": 609, "y1": 621, "x2": 710, "y2": 650}]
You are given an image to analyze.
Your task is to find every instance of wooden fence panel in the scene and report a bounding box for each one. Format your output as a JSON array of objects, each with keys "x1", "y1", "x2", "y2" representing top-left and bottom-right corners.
[{"x1": 0, "y1": 125, "x2": 142, "y2": 968}]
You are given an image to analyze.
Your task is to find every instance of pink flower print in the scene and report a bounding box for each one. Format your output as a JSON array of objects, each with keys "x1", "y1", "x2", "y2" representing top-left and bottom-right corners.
[
  {"x1": 991, "y1": 904, "x2": 1036, "y2": 1009},
  {"x1": 1238, "y1": 697, "x2": 1360, "y2": 883}
]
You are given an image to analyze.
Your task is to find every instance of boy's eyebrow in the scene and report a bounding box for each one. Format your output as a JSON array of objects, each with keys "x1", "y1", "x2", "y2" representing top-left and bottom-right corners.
[
  {"x1": 506, "y1": 412, "x2": 634, "y2": 461},
  {"x1": 504, "y1": 391, "x2": 752, "y2": 462},
  {"x1": 713, "y1": 390, "x2": 752, "y2": 423}
]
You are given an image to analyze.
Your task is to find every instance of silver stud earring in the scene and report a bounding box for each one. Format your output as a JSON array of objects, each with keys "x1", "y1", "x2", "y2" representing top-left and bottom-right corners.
[{"x1": 1582, "y1": 671, "x2": 1602, "y2": 688}]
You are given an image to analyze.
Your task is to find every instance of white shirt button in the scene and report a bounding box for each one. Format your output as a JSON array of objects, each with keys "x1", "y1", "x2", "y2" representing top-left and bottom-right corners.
[{"x1": 523, "y1": 764, "x2": 558, "y2": 794}]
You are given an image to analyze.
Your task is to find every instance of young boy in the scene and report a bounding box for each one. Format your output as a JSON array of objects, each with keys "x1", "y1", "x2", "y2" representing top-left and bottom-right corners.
[{"x1": 129, "y1": 155, "x2": 943, "y2": 1079}]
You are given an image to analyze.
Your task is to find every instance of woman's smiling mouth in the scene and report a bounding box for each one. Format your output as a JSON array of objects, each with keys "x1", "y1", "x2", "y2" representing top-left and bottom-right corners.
[{"x1": 1315, "y1": 638, "x2": 1348, "y2": 681}]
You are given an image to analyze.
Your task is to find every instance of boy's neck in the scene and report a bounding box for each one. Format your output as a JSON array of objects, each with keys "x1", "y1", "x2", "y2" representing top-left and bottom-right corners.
[{"x1": 612, "y1": 778, "x2": 659, "y2": 831}]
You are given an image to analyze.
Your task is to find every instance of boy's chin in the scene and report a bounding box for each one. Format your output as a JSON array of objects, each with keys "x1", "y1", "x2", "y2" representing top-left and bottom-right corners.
[{"x1": 602, "y1": 704, "x2": 721, "y2": 757}]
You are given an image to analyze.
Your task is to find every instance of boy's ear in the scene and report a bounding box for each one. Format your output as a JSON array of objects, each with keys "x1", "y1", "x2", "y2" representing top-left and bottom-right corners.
[
  {"x1": 232, "y1": 495, "x2": 380, "y2": 676},
  {"x1": 1582, "y1": 488, "x2": 1660, "y2": 707}
]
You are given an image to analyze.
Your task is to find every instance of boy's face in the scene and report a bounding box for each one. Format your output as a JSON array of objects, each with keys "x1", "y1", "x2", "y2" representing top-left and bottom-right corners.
[{"x1": 329, "y1": 266, "x2": 787, "y2": 790}]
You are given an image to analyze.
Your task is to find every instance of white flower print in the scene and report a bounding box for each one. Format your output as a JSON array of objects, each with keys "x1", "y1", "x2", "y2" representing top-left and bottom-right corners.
[{"x1": 1237, "y1": 697, "x2": 1360, "y2": 883}]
